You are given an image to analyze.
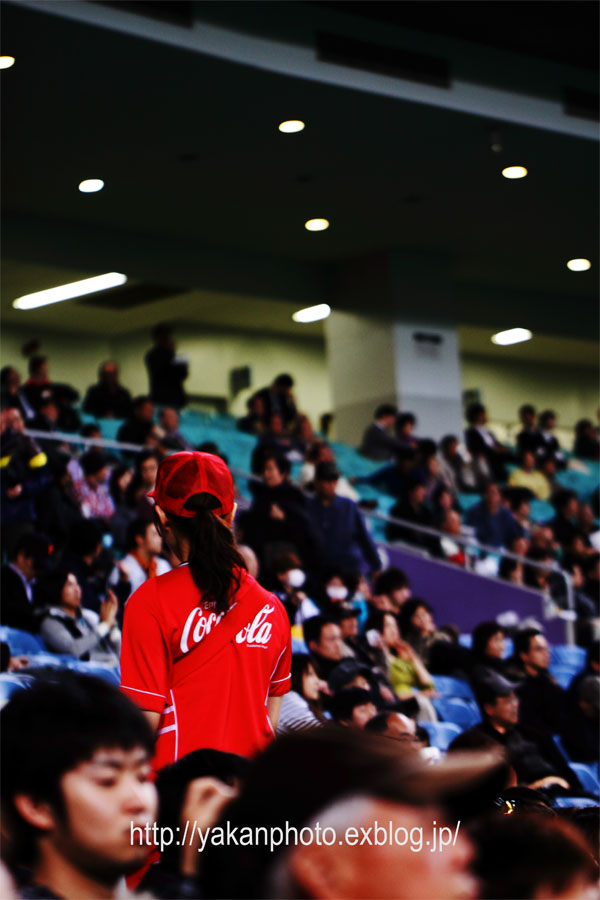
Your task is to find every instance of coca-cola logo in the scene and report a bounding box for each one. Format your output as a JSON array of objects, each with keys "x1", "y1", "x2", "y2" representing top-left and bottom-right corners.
[
  {"x1": 180, "y1": 608, "x2": 224, "y2": 654},
  {"x1": 179, "y1": 603, "x2": 275, "y2": 655},
  {"x1": 236, "y1": 604, "x2": 275, "y2": 647}
]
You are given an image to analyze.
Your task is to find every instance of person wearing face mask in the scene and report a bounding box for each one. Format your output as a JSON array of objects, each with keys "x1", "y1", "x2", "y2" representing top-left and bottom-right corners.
[{"x1": 271, "y1": 551, "x2": 320, "y2": 628}]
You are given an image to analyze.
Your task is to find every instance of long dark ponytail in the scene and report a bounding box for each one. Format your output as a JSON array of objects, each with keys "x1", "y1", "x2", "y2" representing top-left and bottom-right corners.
[{"x1": 165, "y1": 492, "x2": 247, "y2": 614}]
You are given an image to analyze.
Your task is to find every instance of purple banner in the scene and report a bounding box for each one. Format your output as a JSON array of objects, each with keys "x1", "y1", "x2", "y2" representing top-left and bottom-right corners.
[{"x1": 382, "y1": 546, "x2": 568, "y2": 644}]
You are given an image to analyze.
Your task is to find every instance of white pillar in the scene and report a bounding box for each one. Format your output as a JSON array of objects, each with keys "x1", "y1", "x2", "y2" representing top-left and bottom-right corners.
[{"x1": 325, "y1": 311, "x2": 463, "y2": 445}]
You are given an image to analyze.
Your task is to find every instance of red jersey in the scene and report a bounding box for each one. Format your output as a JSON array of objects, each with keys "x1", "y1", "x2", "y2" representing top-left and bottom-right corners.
[{"x1": 120, "y1": 565, "x2": 291, "y2": 769}]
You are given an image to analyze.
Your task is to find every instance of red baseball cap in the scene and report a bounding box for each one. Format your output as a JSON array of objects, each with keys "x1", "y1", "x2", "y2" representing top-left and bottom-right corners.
[{"x1": 148, "y1": 451, "x2": 234, "y2": 518}]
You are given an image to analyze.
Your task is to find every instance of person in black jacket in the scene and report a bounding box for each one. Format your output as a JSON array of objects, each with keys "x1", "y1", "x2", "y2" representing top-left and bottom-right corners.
[
  {"x1": 145, "y1": 323, "x2": 188, "y2": 409},
  {"x1": 83, "y1": 361, "x2": 132, "y2": 419},
  {"x1": 0, "y1": 532, "x2": 52, "y2": 632},
  {"x1": 359, "y1": 404, "x2": 403, "y2": 462},
  {"x1": 385, "y1": 472, "x2": 441, "y2": 556},
  {"x1": 240, "y1": 453, "x2": 318, "y2": 571},
  {"x1": 464, "y1": 402, "x2": 511, "y2": 482}
]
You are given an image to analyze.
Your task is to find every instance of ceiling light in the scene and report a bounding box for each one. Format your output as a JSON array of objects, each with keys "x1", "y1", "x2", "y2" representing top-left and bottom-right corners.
[
  {"x1": 292, "y1": 303, "x2": 331, "y2": 323},
  {"x1": 0, "y1": 56, "x2": 15, "y2": 69},
  {"x1": 501, "y1": 166, "x2": 528, "y2": 180},
  {"x1": 304, "y1": 218, "x2": 329, "y2": 232},
  {"x1": 78, "y1": 179, "x2": 104, "y2": 193},
  {"x1": 566, "y1": 258, "x2": 591, "y2": 272},
  {"x1": 278, "y1": 120, "x2": 305, "y2": 133},
  {"x1": 491, "y1": 328, "x2": 532, "y2": 346},
  {"x1": 13, "y1": 273, "x2": 127, "y2": 310}
]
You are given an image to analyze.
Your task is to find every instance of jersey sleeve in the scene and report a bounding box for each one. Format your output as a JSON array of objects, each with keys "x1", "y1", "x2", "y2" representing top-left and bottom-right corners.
[
  {"x1": 268, "y1": 602, "x2": 292, "y2": 697},
  {"x1": 120, "y1": 579, "x2": 170, "y2": 714}
]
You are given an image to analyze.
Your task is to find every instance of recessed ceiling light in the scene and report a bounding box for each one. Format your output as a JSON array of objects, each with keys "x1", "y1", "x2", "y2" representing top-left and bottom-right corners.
[
  {"x1": 292, "y1": 303, "x2": 331, "y2": 323},
  {"x1": 304, "y1": 218, "x2": 329, "y2": 232},
  {"x1": 13, "y1": 272, "x2": 127, "y2": 310},
  {"x1": 0, "y1": 56, "x2": 15, "y2": 69},
  {"x1": 566, "y1": 258, "x2": 591, "y2": 272},
  {"x1": 502, "y1": 166, "x2": 528, "y2": 180},
  {"x1": 491, "y1": 328, "x2": 532, "y2": 346},
  {"x1": 278, "y1": 120, "x2": 305, "y2": 133},
  {"x1": 78, "y1": 179, "x2": 104, "y2": 193}
]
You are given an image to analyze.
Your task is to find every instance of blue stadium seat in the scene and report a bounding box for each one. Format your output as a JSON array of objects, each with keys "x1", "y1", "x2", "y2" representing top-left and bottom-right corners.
[
  {"x1": 291, "y1": 638, "x2": 309, "y2": 654},
  {"x1": 553, "y1": 734, "x2": 572, "y2": 763},
  {"x1": 433, "y1": 676, "x2": 475, "y2": 702},
  {"x1": 420, "y1": 721, "x2": 462, "y2": 751},
  {"x1": 0, "y1": 627, "x2": 47, "y2": 655},
  {"x1": 458, "y1": 634, "x2": 473, "y2": 649},
  {"x1": 553, "y1": 797, "x2": 597, "y2": 809},
  {"x1": 431, "y1": 697, "x2": 481, "y2": 728},
  {"x1": 549, "y1": 644, "x2": 586, "y2": 669},
  {"x1": 0, "y1": 673, "x2": 36, "y2": 706},
  {"x1": 549, "y1": 665, "x2": 578, "y2": 689},
  {"x1": 569, "y1": 763, "x2": 600, "y2": 799},
  {"x1": 65, "y1": 662, "x2": 120, "y2": 685}
]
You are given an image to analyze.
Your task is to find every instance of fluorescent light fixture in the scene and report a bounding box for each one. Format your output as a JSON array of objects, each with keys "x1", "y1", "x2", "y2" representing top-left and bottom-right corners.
[
  {"x1": 13, "y1": 272, "x2": 127, "y2": 310},
  {"x1": 305, "y1": 218, "x2": 330, "y2": 232},
  {"x1": 0, "y1": 56, "x2": 15, "y2": 69},
  {"x1": 566, "y1": 258, "x2": 591, "y2": 272},
  {"x1": 502, "y1": 166, "x2": 528, "y2": 179},
  {"x1": 78, "y1": 179, "x2": 104, "y2": 193},
  {"x1": 491, "y1": 328, "x2": 532, "y2": 346},
  {"x1": 278, "y1": 120, "x2": 305, "y2": 133},
  {"x1": 292, "y1": 303, "x2": 331, "y2": 323}
]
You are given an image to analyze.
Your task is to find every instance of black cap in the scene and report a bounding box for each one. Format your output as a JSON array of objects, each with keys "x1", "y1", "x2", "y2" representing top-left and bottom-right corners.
[
  {"x1": 315, "y1": 461, "x2": 340, "y2": 481},
  {"x1": 478, "y1": 673, "x2": 519, "y2": 706},
  {"x1": 328, "y1": 659, "x2": 371, "y2": 693}
]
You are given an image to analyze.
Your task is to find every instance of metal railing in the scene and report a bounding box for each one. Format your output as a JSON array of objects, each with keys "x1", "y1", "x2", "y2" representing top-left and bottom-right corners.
[{"x1": 18, "y1": 427, "x2": 576, "y2": 641}]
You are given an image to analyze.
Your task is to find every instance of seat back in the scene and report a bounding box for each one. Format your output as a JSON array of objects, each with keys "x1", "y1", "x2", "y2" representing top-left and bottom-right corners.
[
  {"x1": 569, "y1": 763, "x2": 600, "y2": 799},
  {"x1": 549, "y1": 644, "x2": 586, "y2": 669},
  {"x1": 0, "y1": 626, "x2": 46, "y2": 655},
  {"x1": 432, "y1": 697, "x2": 481, "y2": 728},
  {"x1": 549, "y1": 665, "x2": 577, "y2": 689},
  {"x1": 433, "y1": 676, "x2": 475, "y2": 702},
  {"x1": 420, "y1": 721, "x2": 462, "y2": 751}
]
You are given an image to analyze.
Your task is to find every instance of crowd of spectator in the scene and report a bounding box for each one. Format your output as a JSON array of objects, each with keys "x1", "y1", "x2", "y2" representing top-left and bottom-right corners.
[{"x1": 0, "y1": 348, "x2": 598, "y2": 899}]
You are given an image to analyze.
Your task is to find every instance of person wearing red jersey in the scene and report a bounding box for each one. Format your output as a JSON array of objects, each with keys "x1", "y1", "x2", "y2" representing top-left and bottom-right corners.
[{"x1": 120, "y1": 451, "x2": 291, "y2": 770}]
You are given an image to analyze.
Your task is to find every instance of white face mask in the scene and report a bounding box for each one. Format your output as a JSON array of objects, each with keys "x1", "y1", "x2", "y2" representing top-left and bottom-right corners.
[
  {"x1": 326, "y1": 585, "x2": 348, "y2": 601},
  {"x1": 287, "y1": 568, "x2": 306, "y2": 589}
]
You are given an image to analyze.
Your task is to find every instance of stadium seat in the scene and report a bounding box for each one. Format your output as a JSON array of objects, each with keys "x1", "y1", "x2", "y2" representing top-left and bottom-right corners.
[
  {"x1": 0, "y1": 673, "x2": 35, "y2": 707},
  {"x1": 65, "y1": 662, "x2": 120, "y2": 685},
  {"x1": 420, "y1": 721, "x2": 462, "y2": 751},
  {"x1": 553, "y1": 734, "x2": 572, "y2": 763},
  {"x1": 549, "y1": 644, "x2": 586, "y2": 669},
  {"x1": 433, "y1": 676, "x2": 475, "y2": 702},
  {"x1": 291, "y1": 638, "x2": 309, "y2": 654},
  {"x1": 458, "y1": 634, "x2": 473, "y2": 648},
  {"x1": 549, "y1": 665, "x2": 577, "y2": 689},
  {"x1": 569, "y1": 763, "x2": 600, "y2": 799},
  {"x1": 0, "y1": 626, "x2": 47, "y2": 655},
  {"x1": 553, "y1": 797, "x2": 597, "y2": 809},
  {"x1": 431, "y1": 697, "x2": 481, "y2": 728}
]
